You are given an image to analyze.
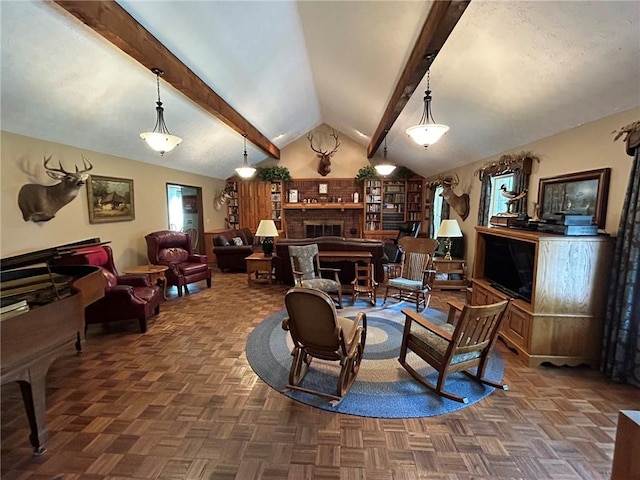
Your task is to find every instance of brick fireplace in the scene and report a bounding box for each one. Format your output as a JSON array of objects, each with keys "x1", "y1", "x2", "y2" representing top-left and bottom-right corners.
[{"x1": 285, "y1": 208, "x2": 362, "y2": 239}]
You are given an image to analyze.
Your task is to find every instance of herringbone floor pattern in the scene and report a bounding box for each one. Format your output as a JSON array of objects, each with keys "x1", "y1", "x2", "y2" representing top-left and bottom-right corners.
[{"x1": 2, "y1": 270, "x2": 638, "y2": 479}]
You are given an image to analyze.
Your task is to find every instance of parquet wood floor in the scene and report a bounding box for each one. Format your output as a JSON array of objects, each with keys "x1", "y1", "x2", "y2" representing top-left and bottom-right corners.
[{"x1": 2, "y1": 271, "x2": 638, "y2": 479}]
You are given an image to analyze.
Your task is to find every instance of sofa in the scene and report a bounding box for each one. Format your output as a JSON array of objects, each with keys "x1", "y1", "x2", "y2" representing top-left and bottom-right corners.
[
  {"x1": 274, "y1": 236, "x2": 389, "y2": 286},
  {"x1": 212, "y1": 227, "x2": 261, "y2": 271}
]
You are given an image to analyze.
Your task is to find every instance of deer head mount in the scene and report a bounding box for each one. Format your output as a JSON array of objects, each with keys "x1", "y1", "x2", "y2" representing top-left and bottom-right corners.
[
  {"x1": 18, "y1": 155, "x2": 93, "y2": 222},
  {"x1": 213, "y1": 188, "x2": 232, "y2": 211},
  {"x1": 307, "y1": 129, "x2": 341, "y2": 177},
  {"x1": 431, "y1": 173, "x2": 470, "y2": 221}
]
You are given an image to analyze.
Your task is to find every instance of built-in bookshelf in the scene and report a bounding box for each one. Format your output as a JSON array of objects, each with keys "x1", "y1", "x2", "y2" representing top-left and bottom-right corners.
[
  {"x1": 406, "y1": 179, "x2": 423, "y2": 222},
  {"x1": 226, "y1": 181, "x2": 239, "y2": 229},
  {"x1": 381, "y1": 181, "x2": 405, "y2": 230},
  {"x1": 364, "y1": 180, "x2": 382, "y2": 231},
  {"x1": 271, "y1": 181, "x2": 283, "y2": 231}
]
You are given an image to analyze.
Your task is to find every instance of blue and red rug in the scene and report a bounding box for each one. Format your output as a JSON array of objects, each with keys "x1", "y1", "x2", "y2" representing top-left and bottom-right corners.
[{"x1": 246, "y1": 299, "x2": 505, "y2": 418}]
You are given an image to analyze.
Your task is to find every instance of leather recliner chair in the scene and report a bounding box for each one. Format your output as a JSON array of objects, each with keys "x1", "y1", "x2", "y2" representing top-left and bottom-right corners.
[
  {"x1": 145, "y1": 230, "x2": 212, "y2": 297},
  {"x1": 54, "y1": 245, "x2": 162, "y2": 333}
]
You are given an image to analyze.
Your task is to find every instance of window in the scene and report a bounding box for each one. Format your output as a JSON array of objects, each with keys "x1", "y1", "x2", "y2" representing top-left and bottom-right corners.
[
  {"x1": 488, "y1": 173, "x2": 514, "y2": 222},
  {"x1": 432, "y1": 186, "x2": 444, "y2": 234}
]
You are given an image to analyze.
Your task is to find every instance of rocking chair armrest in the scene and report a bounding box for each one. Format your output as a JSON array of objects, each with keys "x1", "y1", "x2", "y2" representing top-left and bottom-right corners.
[
  {"x1": 384, "y1": 263, "x2": 402, "y2": 280},
  {"x1": 282, "y1": 317, "x2": 290, "y2": 331},
  {"x1": 402, "y1": 308, "x2": 453, "y2": 342},
  {"x1": 446, "y1": 300, "x2": 465, "y2": 325}
]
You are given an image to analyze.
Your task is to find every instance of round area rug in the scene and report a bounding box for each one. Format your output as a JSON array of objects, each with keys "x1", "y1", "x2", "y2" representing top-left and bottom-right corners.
[{"x1": 246, "y1": 300, "x2": 505, "y2": 418}]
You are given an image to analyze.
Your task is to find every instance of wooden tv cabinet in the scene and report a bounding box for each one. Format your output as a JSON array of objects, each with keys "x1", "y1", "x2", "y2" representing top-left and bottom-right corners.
[{"x1": 471, "y1": 226, "x2": 614, "y2": 368}]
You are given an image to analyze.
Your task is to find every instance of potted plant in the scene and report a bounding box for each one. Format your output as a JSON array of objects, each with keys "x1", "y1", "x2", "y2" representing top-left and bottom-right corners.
[
  {"x1": 256, "y1": 166, "x2": 291, "y2": 182},
  {"x1": 355, "y1": 165, "x2": 378, "y2": 184}
]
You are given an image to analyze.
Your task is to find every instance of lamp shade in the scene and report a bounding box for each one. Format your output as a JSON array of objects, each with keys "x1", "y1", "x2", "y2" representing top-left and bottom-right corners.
[
  {"x1": 235, "y1": 166, "x2": 256, "y2": 179},
  {"x1": 140, "y1": 132, "x2": 182, "y2": 154},
  {"x1": 406, "y1": 124, "x2": 449, "y2": 147},
  {"x1": 436, "y1": 219, "x2": 462, "y2": 238},
  {"x1": 374, "y1": 164, "x2": 396, "y2": 176},
  {"x1": 255, "y1": 219, "x2": 279, "y2": 238}
]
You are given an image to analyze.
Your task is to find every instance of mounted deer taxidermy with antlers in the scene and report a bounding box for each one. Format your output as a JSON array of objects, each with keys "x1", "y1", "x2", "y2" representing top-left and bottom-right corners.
[
  {"x1": 213, "y1": 188, "x2": 231, "y2": 211},
  {"x1": 18, "y1": 155, "x2": 93, "y2": 222},
  {"x1": 437, "y1": 174, "x2": 470, "y2": 221},
  {"x1": 307, "y1": 129, "x2": 341, "y2": 177}
]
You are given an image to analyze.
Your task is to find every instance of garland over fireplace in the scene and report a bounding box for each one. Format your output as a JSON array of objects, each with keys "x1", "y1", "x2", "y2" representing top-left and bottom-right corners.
[{"x1": 304, "y1": 220, "x2": 344, "y2": 238}]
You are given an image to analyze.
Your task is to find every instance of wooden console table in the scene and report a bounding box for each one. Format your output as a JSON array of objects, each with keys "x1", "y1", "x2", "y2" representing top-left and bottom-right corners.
[{"x1": 432, "y1": 258, "x2": 468, "y2": 290}]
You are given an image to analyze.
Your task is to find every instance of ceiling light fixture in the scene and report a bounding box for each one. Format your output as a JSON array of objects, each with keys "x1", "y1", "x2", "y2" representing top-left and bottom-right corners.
[
  {"x1": 374, "y1": 134, "x2": 396, "y2": 176},
  {"x1": 140, "y1": 67, "x2": 182, "y2": 155},
  {"x1": 406, "y1": 69, "x2": 449, "y2": 148},
  {"x1": 235, "y1": 133, "x2": 256, "y2": 179}
]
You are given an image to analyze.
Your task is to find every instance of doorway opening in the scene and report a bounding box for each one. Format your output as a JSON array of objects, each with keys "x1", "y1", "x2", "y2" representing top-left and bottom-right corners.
[{"x1": 166, "y1": 183, "x2": 204, "y2": 254}]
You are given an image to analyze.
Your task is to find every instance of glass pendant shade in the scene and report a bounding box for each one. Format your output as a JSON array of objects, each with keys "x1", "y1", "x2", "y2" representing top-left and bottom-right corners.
[
  {"x1": 374, "y1": 164, "x2": 396, "y2": 176},
  {"x1": 406, "y1": 71, "x2": 448, "y2": 148},
  {"x1": 374, "y1": 134, "x2": 396, "y2": 176},
  {"x1": 140, "y1": 131, "x2": 182, "y2": 154},
  {"x1": 140, "y1": 68, "x2": 182, "y2": 155},
  {"x1": 406, "y1": 123, "x2": 449, "y2": 147},
  {"x1": 235, "y1": 134, "x2": 256, "y2": 179}
]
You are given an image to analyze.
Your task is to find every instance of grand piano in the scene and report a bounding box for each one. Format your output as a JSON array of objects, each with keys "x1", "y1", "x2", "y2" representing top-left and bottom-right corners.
[{"x1": 1, "y1": 238, "x2": 107, "y2": 455}]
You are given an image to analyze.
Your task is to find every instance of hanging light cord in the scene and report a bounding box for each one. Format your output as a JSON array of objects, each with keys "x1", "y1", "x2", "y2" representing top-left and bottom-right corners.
[
  {"x1": 383, "y1": 134, "x2": 388, "y2": 159},
  {"x1": 243, "y1": 134, "x2": 249, "y2": 166},
  {"x1": 152, "y1": 68, "x2": 172, "y2": 135},
  {"x1": 419, "y1": 70, "x2": 437, "y2": 125}
]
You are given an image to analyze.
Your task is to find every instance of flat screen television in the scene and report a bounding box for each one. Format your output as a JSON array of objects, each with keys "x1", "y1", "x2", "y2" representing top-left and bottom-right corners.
[{"x1": 482, "y1": 234, "x2": 535, "y2": 303}]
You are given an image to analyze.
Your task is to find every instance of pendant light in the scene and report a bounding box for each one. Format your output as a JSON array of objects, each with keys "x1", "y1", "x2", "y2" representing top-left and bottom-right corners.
[
  {"x1": 406, "y1": 70, "x2": 449, "y2": 148},
  {"x1": 374, "y1": 133, "x2": 396, "y2": 176},
  {"x1": 140, "y1": 68, "x2": 182, "y2": 155},
  {"x1": 235, "y1": 133, "x2": 256, "y2": 179}
]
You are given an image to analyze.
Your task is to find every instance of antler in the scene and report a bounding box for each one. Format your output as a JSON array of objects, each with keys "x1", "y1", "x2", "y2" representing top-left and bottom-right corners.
[
  {"x1": 77, "y1": 154, "x2": 94, "y2": 174},
  {"x1": 43, "y1": 155, "x2": 93, "y2": 174},
  {"x1": 43, "y1": 155, "x2": 68, "y2": 174},
  {"x1": 307, "y1": 130, "x2": 341, "y2": 156}
]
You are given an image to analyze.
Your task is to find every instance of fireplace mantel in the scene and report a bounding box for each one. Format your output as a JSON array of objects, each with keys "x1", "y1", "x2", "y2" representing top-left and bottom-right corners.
[{"x1": 284, "y1": 202, "x2": 363, "y2": 211}]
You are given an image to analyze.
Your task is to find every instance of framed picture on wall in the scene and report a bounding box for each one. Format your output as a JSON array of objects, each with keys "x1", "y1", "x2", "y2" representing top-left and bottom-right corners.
[
  {"x1": 537, "y1": 168, "x2": 610, "y2": 228},
  {"x1": 87, "y1": 175, "x2": 135, "y2": 224}
]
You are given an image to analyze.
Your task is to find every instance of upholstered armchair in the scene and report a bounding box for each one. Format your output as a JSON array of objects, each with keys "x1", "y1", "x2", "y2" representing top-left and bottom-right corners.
[
  {"x1": 288, "y1": 244, "x2": 343, "y2": 308},
  {"x1": 53, "y1": 245, "x2": 162, "y2": 333},
  {"x1": 145, "y1": 230, "x2": 212, "y2": 297}
]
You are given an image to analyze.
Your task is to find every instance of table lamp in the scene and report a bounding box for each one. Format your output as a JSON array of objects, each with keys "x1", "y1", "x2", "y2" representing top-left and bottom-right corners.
[
  {"x1": 436, "y1": 219, "x2": 462, "y2": 260},
  {"x1": 255, "y1": 219, "x2": 279, "y2": 256}
]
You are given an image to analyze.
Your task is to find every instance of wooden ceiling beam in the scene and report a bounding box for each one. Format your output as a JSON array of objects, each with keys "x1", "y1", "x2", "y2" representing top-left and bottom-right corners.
[
  {"x1": 367, "y1": 1, "x2": 471, "y2": 159},
  {"x1": 54, "y1": 0, "x2": 280, "y2": 159}
]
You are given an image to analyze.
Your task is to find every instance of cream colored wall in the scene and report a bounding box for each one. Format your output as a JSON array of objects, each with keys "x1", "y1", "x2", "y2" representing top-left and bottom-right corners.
[
  {"x1": 1, "y1": 132, "x2": 226, "y2": 269},
  {"x1": 429, "y1": 107, "x2": 639, "y2": 270},
  {"x1": 260, "y1": 123, "x2": 372, "y2": 178}
]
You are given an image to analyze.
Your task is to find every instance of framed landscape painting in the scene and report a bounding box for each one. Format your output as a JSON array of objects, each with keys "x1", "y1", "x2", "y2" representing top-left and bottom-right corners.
[
  {"x1": 87, "y1": 175, "x2": 135, "y2": 224},
  {"x1": 537, "y1": 168, "x2": 610, "y2": 228}
]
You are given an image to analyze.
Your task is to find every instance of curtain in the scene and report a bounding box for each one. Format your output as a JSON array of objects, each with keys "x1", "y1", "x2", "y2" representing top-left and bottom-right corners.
[
  {"x1": 477, "y1": 175, "x2": 491, "y2": 226},
  {"x1": 601, "y1": 138, "x2": 640, "y2": 387},
  {"x1": 512, "y1": 169, "x2": 530, "y2": 214},
  {"x1": 427, "y1": 188, "x2": 436, "y2": 238},
  {"x1": 441, "y1": 196, "x2": 450, "y2": 222}
]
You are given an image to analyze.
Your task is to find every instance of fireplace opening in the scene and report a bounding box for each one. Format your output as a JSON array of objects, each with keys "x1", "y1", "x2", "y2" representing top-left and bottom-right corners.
[{"x1": 304, "y1": 220, "x2": 344, "y2": 238}]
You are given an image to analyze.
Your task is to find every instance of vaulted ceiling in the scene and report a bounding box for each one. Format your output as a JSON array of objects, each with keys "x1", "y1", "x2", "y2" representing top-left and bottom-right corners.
[{"x1": 1, "y1": 1, "x2": 638, "y2": 180}]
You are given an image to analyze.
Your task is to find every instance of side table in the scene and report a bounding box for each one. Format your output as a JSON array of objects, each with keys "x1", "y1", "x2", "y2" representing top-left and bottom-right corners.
[
  {"x1": 432, "y1": 258, "x2": 468, "y2": 291},
  {"x1": 245, "y1": 253, "x2": 274, "y2": 286},
  {"x1": 123, "y1": 264, "x2": 169, "y2": 300}
]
